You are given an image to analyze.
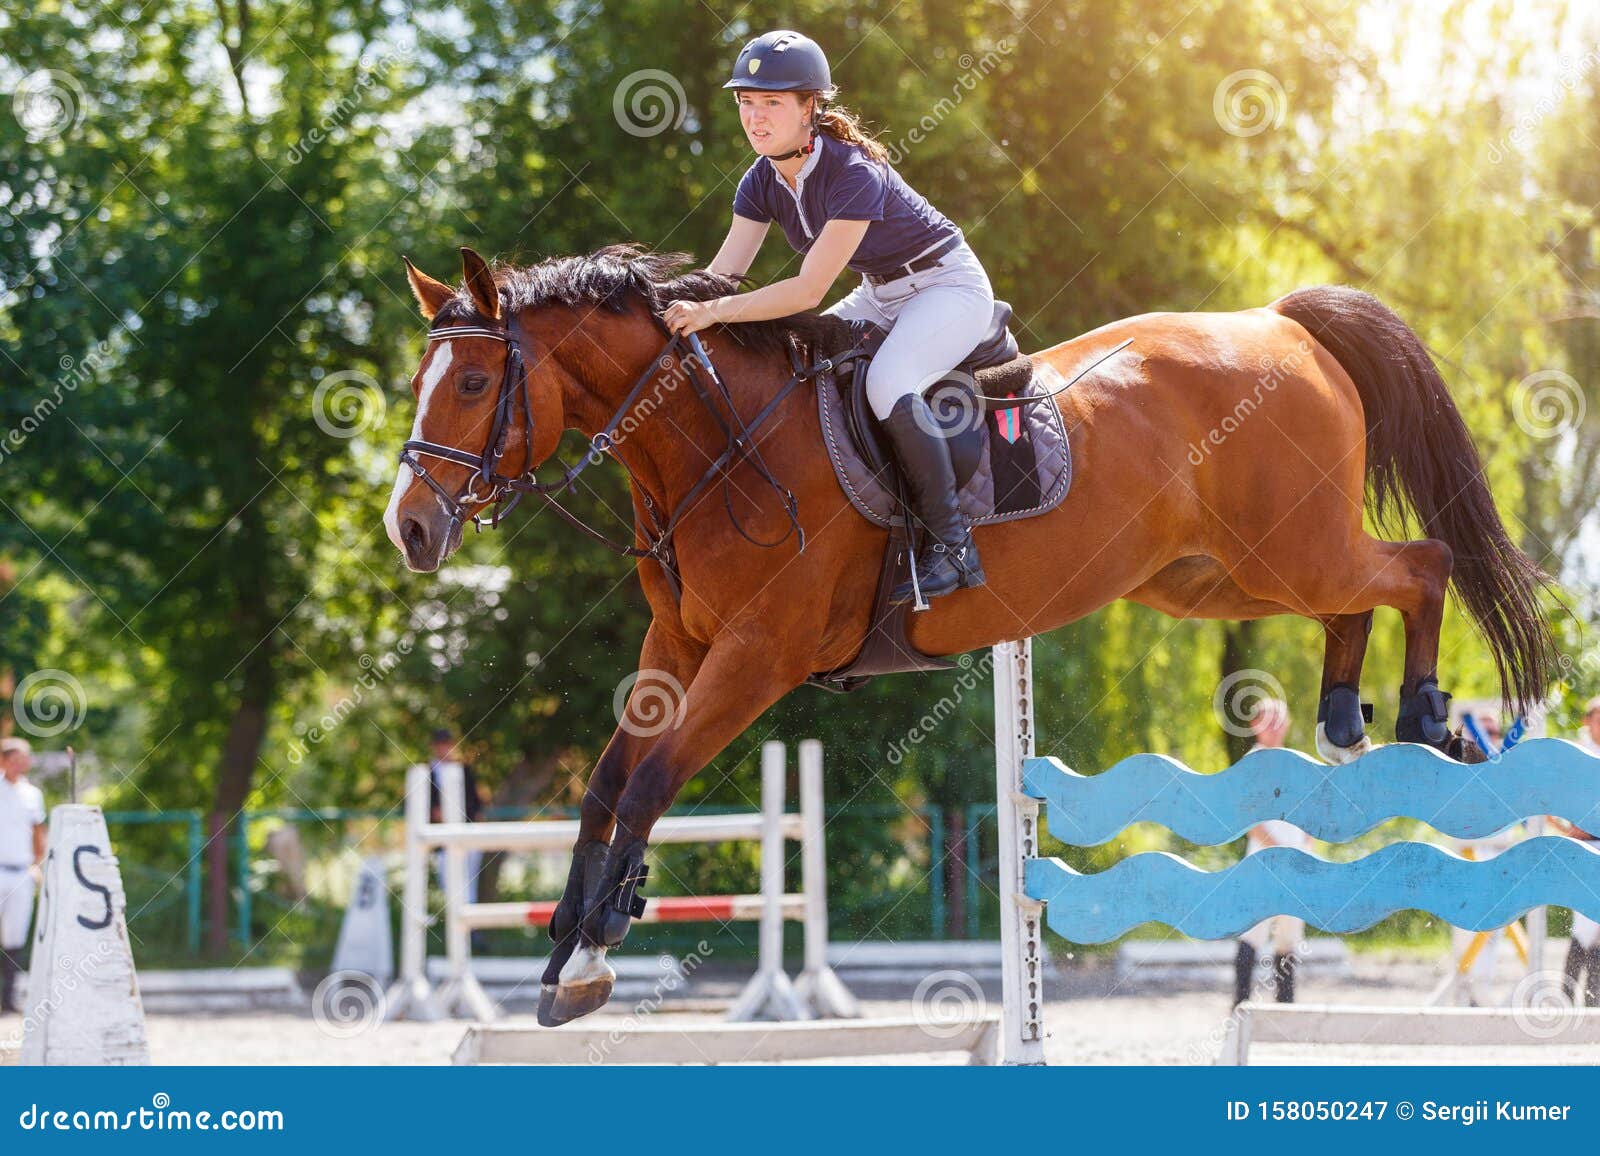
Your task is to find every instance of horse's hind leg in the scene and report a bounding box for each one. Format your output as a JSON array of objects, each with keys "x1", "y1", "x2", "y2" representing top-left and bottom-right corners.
[
  {"x1": 1229, "y1": 533, "x2": 1474, "y2": 759},
  {"x1": 1315, "y1": 611, "x2": 1374, "y2": 764}
]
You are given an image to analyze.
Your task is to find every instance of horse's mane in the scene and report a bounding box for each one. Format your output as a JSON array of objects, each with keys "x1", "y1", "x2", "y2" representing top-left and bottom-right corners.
[{"x1": 437, "y1": 242, "x2": 856, "y2": 359}]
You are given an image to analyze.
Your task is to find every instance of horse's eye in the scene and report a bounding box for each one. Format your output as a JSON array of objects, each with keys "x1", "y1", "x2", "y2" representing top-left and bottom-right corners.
[{"x1": 461, "y1": 374, "x2": 489, "y2": 395}]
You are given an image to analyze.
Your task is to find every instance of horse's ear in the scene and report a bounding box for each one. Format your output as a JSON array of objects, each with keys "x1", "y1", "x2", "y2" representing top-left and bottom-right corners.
[
  {"x1": 459, "y1": 247, "x2": 501, "y2": 322},
  {"x1": 403, "y1": 256, "x2": 453, "y2": 321}
]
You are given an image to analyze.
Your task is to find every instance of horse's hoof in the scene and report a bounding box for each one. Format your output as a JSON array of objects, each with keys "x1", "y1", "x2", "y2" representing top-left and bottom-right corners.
[
  {"x1": 1443, "y1": 727, "x2": 1489, "y2": 764},
  {"x1": 536, "y1": 984, "x2": 564, "y2": 1028},
  {"x1": 1314, "y1": 721, "x2": 1372, "y2": 765},
  {"x1": 543, "y1": 943, "x2": 615, "y2": 1026},
  {"x1": 548, "y1": 975, "x2": 615, "y2": 1025}
]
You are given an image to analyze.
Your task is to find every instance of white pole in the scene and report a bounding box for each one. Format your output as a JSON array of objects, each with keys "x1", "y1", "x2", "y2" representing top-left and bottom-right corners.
[
  {"x1": 796, "y1": 738, "x2": 860, "y2": 1018},
  {"x1": 384, "y1": 764, "x2": 441, "y2": 1021},
  {"x1": 727, "y1": 741, "x2": 809, "y2": 1021},
  {"x1": 436, "y1": 762, "x2": 497, "y2": 1021},
  {"x1": 993, "y1": 640, "x2": 1047, "y2": 1064}
]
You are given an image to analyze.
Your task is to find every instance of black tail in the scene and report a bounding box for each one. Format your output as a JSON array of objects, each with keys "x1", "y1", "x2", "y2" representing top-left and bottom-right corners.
[{"x1": 1273, "y1": 285, "x2": 1557, "y2": 710}]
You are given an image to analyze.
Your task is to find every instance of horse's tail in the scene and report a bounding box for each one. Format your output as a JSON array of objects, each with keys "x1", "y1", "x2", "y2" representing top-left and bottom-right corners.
[{"x1": 1272, "y1": 284, "x2": 1557, "y2": 711}]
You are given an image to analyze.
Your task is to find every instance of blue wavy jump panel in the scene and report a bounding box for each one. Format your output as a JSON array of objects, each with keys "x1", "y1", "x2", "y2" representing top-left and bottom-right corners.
[
  {"x1": 1022, "y1": 738, "x2": 1600, "y2": 847},
  {"x1": 1026, "y1": 838, "x2": 1600, "y2": 944}
]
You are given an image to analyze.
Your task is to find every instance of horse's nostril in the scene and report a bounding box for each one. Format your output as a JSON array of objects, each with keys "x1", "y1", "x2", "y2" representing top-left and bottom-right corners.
[{"x1": 402, "y1": 517, "x2": 428, "y2": 555}]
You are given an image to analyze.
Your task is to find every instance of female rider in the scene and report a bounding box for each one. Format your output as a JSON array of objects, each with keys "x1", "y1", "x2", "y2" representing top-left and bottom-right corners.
[{"x1": 661, "y1": 29, "x2": 996, "y2": 606}]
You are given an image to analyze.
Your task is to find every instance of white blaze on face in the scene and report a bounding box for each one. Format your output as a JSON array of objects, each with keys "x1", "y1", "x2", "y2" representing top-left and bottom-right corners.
[{"x1": 384, "y1": 341, "x2": 455, "y2": 553}]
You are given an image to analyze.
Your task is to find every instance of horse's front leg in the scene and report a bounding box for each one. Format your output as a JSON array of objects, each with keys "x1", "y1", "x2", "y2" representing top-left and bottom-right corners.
[
  {"x1": 538, "y1": 625, "x2": 706, "y2": 1026},
  {"x1": 548, "y1": 638, "x2": 805, "y2": 1025}
]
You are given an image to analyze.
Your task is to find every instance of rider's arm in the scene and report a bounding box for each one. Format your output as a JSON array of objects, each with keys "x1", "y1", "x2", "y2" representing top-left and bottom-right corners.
[
  {"x1": 712, "y1": 217, "x2": 869, "y2": 323},
  {"x1": 708, "y1": 214, "x2": 770, "y2": 279}
]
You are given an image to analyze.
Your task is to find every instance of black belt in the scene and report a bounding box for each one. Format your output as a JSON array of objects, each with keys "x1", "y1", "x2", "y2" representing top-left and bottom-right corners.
[
  {"x1": 864, "y1": 236, "x2": 962, "y2": 285},
  {"x1": 0, "y1": 864, "x2": 28, "y2": 871}
]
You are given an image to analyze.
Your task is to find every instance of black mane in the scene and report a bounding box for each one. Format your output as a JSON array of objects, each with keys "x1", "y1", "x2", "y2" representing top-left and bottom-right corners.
[{"x1": 437, "y1": 242, "x2": 856, "y2": 358}]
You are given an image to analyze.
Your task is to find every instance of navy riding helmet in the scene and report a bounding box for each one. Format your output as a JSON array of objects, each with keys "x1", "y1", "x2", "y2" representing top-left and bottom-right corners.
[{"x1": 723, "y1": 30, "x2": 831, "y2": 93}]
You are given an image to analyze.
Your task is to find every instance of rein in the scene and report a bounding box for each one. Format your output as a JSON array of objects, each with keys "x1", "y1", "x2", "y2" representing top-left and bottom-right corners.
[{"x1": 398, "y1": 302, "x2": 863, "y2": 594}]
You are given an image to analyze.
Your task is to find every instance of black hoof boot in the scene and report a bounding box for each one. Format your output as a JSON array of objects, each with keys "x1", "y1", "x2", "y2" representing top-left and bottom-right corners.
[
  {"x1": 545, "y1": 838, "x2": 648, "y2": 1025},
  {"x1": 538, "y1": 840, "x2": 608, "y2": 1027},
  {"x1": 1396, "y1": 678, "x2": 1452, "y2": 745},
  {"x1": 579, "y1": 836, "x2": 649, "y2": 947},
  {"x1": 1318, "y1": 683, "x2": 1371, "y2": 750}
]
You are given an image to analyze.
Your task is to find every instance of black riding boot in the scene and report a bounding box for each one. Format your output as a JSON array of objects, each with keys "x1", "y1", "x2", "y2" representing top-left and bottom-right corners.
[
  {"x1": 0, "y1": 948, "x2": 17, "y2": 1013},
  {"x1": 1233, "y1": 941, "x2": 1258, "y2": 1006},
  {"x1": 1273, "y1": 952, "x2": 1298, "y2": 1004},
  {"x1": 880, "y1": 393, "x2": 985, "y2": 606},
  {"x1": 1563, "y1": 936, "x2": 1585, "y2": 1003}
]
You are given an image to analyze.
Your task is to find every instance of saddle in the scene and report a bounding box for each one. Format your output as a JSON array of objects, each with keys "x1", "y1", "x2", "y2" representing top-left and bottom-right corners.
[{"x1": 806, "y1": 301, "x2": 1076, "y2": 693}]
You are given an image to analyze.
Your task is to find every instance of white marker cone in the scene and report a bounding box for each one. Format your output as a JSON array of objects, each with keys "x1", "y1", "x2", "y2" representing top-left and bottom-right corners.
[
  {"x1": 331, "y1": 855, "x2": 394, "y2": 986},
  {"x1": 20, "y1": 805, "x2": 149, "y2": 1065}
]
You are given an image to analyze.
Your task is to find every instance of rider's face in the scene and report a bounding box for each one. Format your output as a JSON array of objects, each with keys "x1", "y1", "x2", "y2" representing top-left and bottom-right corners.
[{"x1": 737, "y1": 91, "x2": 811, "y2": 156}]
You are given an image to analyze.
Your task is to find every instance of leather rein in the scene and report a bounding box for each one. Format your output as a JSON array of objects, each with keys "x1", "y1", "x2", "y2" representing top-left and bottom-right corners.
[{"x1": 397, "y1": 303, "x2": 865, "y2": 595}]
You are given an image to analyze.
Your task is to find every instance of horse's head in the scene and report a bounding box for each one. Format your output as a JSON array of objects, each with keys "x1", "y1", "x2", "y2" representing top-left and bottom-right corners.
[{"x1": 384, "y1": 247, "x2": 567, "y2": 571}]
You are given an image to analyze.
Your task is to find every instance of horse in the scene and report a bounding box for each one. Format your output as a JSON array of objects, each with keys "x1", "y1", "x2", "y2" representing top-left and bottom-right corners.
[{"x1": 384, "y1": 243, "x2": 1556, "y2": 1025}]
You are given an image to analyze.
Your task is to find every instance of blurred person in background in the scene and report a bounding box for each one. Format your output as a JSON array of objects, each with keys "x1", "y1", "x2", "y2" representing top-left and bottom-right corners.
[
  {"x1": 0, "y1": 737, "x2": 46, "y2": 1014},
  {"x1": 1233, "y1": 698, "x2": 1310, "y2": 1007}
]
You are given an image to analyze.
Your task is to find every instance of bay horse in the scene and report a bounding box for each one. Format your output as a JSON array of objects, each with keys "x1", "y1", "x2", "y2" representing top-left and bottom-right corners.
[{"x1": 385, "y1": 243, "x2": 1556, "y2": 1025}]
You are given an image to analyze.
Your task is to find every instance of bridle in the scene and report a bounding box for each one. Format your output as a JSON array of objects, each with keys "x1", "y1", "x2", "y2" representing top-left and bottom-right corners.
[{"x1": 398, "y1": 302, "x2": 857, "y2": 596}]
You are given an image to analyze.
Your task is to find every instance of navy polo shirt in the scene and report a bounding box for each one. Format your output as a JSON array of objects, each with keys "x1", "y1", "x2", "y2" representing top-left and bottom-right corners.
[{"x1": 732, "y1": 133, "x2": 962, "y2": 277}]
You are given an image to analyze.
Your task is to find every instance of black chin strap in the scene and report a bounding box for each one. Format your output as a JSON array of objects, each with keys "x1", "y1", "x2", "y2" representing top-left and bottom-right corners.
[{"x1": 769, "y1": 127, "x2": 819, "y2": 161}]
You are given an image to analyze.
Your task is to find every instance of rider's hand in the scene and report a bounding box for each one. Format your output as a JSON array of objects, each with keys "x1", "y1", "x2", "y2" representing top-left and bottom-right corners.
[{"x1": 663, "y1": 298, "x2": 721, "y2": 336}]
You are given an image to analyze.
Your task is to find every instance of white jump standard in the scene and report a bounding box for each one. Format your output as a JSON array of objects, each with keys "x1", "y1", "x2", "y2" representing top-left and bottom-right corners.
[{"x1": 388, "y1": 739, "x2": 856, "y2": 1023}]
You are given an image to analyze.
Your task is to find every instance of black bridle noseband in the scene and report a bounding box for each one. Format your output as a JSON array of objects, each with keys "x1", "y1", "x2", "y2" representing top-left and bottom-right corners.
[{"x1": 398, "y1": 304, "x2": 849, "y2": 595}]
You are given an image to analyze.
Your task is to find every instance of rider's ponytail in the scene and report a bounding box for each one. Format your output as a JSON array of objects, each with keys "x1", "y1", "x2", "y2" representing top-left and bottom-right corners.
[{"x1": 808, "y1": 94, "x2": 890, "y2": 164}]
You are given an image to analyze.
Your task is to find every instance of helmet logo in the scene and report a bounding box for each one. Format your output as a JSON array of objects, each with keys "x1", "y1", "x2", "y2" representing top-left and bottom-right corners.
[{"x1": 748, "y1": 59, "x2": 760, "y2": 74}]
